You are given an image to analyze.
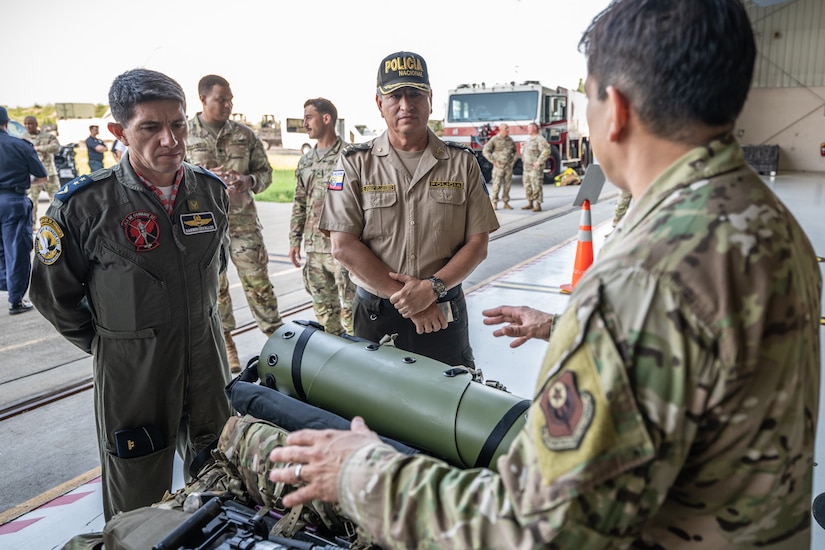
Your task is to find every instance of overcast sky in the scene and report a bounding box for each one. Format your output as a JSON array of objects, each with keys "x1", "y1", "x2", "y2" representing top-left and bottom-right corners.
[{"x1": 3, "y1": 0, "x2": 610, "y2": 130}]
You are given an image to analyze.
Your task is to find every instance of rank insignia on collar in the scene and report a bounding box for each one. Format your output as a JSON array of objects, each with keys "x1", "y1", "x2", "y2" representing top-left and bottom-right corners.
[
  {"x1": 180, "y1": 212, "x2": 218, "y2": 235},
  {"x1": 539, "y1": 370, "x2": 594, "y2": 451}
]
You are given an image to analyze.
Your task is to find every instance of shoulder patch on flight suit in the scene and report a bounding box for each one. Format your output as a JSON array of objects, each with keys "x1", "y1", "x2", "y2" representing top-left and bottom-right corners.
[
  {"x1": 54, "y1": 170, "x2": 110, "y2": 202},
  {"x1": 191, "y1": 164, "x2": 227, "y2": 188},
  {"x1": 35, "y1": 216, "x2": 65, "y2": 265},
  {"x1": 343, "y1": 142, "x2": 371, "y2": 156}
]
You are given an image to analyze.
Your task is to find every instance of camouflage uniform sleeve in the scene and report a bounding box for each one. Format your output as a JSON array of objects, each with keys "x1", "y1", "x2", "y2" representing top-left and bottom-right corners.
[
  {"x1": 289, "y1": 165, "x2": 308, "y2": 248},
  {"x1": 536, "y1": 137, "x2": 552, "y2": 164},
  {"x1": 43, "y1": 133, "x2": 60, "y2": 155},
  {"x1": 338, "y1": 270, "x2": 714, "y2": 548},
  {"x1": 248, "y1": 135, "x2": 273, "y2": 194},
  {"x1": 481, "y1": 137, "x2": 495, "y2": 163}
]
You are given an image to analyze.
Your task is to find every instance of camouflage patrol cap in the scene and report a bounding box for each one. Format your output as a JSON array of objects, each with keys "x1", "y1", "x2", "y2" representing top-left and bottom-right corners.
[
  {"x1": 377, "y1": 51, "x2": 430, "y2": 95},
  {"x1": 0, "y1": 107, "x2": 8, "y2": 124}
]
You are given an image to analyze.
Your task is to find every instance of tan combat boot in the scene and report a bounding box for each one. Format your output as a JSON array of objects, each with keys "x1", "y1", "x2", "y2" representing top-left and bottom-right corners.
[
  {"x1": 224, "y1": 331, "x2": 241, "y2": 373},
  {"x1": 532, "y1": 202, "x2": 542, "y2": 212},
  {"x1": 492, "y1": 199, "x2": 499, "y2": 210},
  {"x1": 521, "y1": 200, "x2": 534, "y2": 210},
  {"x1": 502, "y1": 201, "x2": 513, "y2": 210}
]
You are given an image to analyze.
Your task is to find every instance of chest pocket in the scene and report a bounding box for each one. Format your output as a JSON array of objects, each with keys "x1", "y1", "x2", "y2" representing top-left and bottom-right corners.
[
  {"x1": 89, "y1": 239, "x2": 170, "y2": 335},
  {"x1": 226, "y1": 138, "x2": 250, "y2": 165},
  {"x1": 360, "y1": 187, "x2": 398, "y2": 240},
  {"x1": 429, "y1": 185, "x2": 467, "y2": 234},
  {"x1": 186, "y1": 139, "x2": 212, "y2": 167}
]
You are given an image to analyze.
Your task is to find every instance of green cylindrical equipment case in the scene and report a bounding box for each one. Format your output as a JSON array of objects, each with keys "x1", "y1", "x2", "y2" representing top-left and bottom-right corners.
[{"x1": 257, "y1": 321, "x2": 529, "y2": 472}]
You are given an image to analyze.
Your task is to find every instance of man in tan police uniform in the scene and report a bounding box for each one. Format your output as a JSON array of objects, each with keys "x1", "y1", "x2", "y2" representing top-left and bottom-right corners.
[{"x1": 318, "y1": 51, "x2": 499, "y2": 367}]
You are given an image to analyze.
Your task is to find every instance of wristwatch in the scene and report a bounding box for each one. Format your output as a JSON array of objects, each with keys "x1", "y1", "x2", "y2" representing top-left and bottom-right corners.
[{"x1": 428, "y1": 276, "x2": 448, "y2": 299}]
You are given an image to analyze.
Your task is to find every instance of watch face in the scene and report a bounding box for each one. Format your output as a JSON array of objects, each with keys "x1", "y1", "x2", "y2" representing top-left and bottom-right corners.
[{"x1": 430, "y1": 277, "x2": 447, "y2": 298}]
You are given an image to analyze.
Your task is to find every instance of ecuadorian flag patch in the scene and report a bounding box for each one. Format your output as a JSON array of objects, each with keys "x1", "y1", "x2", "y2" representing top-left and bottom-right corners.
[{"x1": 327, "y1": 170, "x2": 344, "y2": 191}]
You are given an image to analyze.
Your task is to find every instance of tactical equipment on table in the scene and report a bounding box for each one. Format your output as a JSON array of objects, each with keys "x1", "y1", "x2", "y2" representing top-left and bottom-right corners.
[
  {"x1": 64, "y1": 321, "x2": 530, "y2": 549},
  {"x1": 255, "y1": 320, "x2": 530, "y2": 471},
  {"x1": 152, "y1": 494, "x2": 348, "y2": 550}
]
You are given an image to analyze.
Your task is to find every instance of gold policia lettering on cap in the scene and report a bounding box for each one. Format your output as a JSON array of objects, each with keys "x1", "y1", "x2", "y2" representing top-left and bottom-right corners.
[{"x1": 385, "y1": 56, "x2": 423, "y2": 75}]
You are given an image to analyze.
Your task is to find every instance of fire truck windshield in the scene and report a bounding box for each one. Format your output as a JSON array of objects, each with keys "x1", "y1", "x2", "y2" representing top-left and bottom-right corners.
[{"x1": 447, "y1": 90, "x2": 539, "y2": 123}]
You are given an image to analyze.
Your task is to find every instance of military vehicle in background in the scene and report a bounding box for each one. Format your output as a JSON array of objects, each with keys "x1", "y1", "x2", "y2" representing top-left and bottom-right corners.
[
  {"x1": 441, "y1": 81, "x2": 592, "y2": 184},
  {"x1": 53, "y1": 103, "x2": 115, "y2": 144},
  {"x1": 255, "y1": 115, "x2": 379, "y2": 155},
  {"x1": 257, "y1": 114, "x2": 283, "y2": 150}
]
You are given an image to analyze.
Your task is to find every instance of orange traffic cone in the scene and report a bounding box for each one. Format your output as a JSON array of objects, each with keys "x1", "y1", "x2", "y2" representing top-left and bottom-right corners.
[{"x1": 560, "y1": 199, "x2": 594, "y2": 294}]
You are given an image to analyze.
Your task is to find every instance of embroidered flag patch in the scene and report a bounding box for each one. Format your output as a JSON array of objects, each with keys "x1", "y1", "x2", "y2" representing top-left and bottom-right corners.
[{"x1": 327, "y1": 170, "x2": 344, "y2": 190}]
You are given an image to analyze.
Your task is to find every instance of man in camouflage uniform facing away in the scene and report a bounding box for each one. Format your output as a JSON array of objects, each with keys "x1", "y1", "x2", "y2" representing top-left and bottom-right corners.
[
  {"x1": 185, "y1": 74, "x2": 283, "y2": 373},
  {"x1": 266, "y1": 1, "x2": 822, "y2": 547},
  {"x1": 481, "y1": 122, "x2": 517, "y2": 210},
  {"x1": 22, "y1": 116, "x2": 60, "y2": 229},
  {"x1": 289, "y1": 98, "x2": 355, "y2": 335},
  {"x1": 521, "y1": 121, "x2": 551, "y2": 211}
]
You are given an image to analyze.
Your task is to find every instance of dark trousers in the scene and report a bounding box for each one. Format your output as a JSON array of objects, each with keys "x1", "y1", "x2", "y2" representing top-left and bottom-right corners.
[
  {"x1": 353, "y1": 287, "x2": 475, "y2": 368},
  {"x1": 89, "y1": 159, "x2": 104, "y2": 172},
  {"x1": 0, "y1": 192, "x2": 33, "y2": 304}
]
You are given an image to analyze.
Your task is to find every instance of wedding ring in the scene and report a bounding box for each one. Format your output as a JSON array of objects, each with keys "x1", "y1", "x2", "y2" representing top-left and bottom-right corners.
[{"x1": 295, "y1": 463, "x2": 303, "y2": 483}]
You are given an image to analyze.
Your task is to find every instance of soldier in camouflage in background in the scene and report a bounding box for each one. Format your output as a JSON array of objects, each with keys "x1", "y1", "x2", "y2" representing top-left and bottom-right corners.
[
  {"x1": 481, "y1": 123, "x2": 517, "y2": 210},
  {"x1": 22, "y1": 116, "x2": 60, "y2": 230},
  {"x1": 288, "y1": 98, "x2": 355, "y2": 335},
  {"x1": 185, "y1": 74, "x2": 282, "y2": 373},
  {"x1": 266, "y1": 1, "x2": 822, "y2": 548},
  {"x1": 520, "y1": 121, "x2": 550, "y2": 211}
]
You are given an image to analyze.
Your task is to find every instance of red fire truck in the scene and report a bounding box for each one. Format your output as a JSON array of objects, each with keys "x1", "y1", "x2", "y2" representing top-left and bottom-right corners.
[{"x1": 441, "y1": 81, "x2": 591, "y2": 184}]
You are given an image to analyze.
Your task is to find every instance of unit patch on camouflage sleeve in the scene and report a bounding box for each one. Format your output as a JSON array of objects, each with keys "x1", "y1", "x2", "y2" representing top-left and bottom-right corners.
[
  {"x1": 539, "y1": 371, "x2": 594, "y2": 451},
  {"x1": 530, "y1": 306, "x2": 619, "y2": 485},
  {"x1": 35, "y1": 216, "x2": 64, "y2": 266}
]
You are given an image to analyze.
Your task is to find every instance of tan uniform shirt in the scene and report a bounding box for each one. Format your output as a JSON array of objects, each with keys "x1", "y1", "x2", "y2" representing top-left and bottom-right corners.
[{"x1": 319, "y1": 129, "x2": 499, "y2": 296}]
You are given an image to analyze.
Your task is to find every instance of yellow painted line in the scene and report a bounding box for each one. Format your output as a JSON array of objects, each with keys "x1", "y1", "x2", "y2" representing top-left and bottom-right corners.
[{"x1": 0, "y1": 467, "x2": 101, "y2": 525}]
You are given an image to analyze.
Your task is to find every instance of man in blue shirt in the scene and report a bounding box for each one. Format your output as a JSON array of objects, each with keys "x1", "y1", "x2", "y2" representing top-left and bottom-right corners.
[
  {"x1": 85, "y1": 124, "x2": 107, "y2": 172},
  {"x1": 0, "y1": 106, "x2": 47, "y2": 314}
]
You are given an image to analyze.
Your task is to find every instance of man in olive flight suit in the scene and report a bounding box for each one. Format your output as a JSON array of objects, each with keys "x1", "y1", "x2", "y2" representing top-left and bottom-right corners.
[{"x1": 30, "y1": 69, "x2": 232, "y2": 521}]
